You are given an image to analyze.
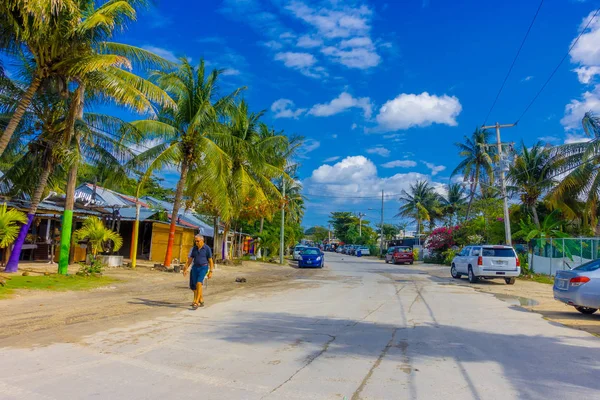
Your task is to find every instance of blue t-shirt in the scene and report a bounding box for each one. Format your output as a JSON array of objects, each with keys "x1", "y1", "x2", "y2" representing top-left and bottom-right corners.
[{"x1": 188, "y1": 244, "x2": 212, "y2": 267}]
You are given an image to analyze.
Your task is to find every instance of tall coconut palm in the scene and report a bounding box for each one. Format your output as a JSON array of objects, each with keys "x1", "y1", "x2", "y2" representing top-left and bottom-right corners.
[
  {"x1": 397, "y1": 180, "x2": 441, "y2": 236},
  {"x1": 507, "y1": 141, "x2": 557, "y2": 228},
  {"x1": 452, "y1": 128, "x2": 495, "y2": 220},
  {"x1": 0, "y1": 0, "x2": 79, "y2": 157},
  {"x1": 549, "y1": 112, "x2": 600, "y2": 232},
  {"x1": 442, "y1": 183, "x2": 466, "y2": 226},
  {"x1": 131, "y1": 59, "x2": 243, "y2": 267}
]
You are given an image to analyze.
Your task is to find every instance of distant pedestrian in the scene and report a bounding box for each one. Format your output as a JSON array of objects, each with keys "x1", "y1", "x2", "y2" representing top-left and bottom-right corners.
[{"x1": 183, "y1": 235, "x2": 214, "y2": 309}]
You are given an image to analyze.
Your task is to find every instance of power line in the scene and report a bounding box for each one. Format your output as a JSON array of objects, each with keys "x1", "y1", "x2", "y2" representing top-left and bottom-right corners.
[
  {"x1": 515, "y1": 6, "x2": 600, "y2": 123},
  {"x1": 482, "y1": 0, "x2": 545, "y2": 126}
]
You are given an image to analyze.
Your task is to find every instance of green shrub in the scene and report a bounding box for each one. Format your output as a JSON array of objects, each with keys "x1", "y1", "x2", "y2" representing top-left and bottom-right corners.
[
  {"x1": 424, "y1": 253, "x2": 444, "y2": 264},
  {"x1": 77, "y1": 257, "x2": 105, "y2": 276},
  {"x1": 518, "y1": 252, "x2": 530, "y2": 276},
  {"x1": 442, "y1": 249, "x2": 459, "y2": 266},
  {"x1": 412, "y1": 247, "x2": 419, "y2": 260}
]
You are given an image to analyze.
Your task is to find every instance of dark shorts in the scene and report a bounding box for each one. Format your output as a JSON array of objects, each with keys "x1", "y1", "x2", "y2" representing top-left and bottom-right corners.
[{"x1": 190, "y1": 265, "x2": 209, "y2": 290}]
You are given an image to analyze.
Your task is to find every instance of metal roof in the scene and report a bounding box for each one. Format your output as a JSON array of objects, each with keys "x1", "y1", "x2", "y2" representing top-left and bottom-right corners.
[{"x1": 118, "y1": 207, "x2": 157, "y2": 221}]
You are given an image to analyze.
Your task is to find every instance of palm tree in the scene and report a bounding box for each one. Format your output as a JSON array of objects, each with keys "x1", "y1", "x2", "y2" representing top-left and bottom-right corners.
[
  {"x1": 0, "y1": 0, "x2": 79, "y2": 157},
  {"x1": 442, "y1": 183, "x2": 466, "y2": 226},
  {"x1": 513, "y1": 209, "x2": 568, "y2": 241},
  {"x1": 74, "y1": 216, "x2": 123, "y2": 257},
  {"x1": 452, "y1": 128, "x2": 495, "y2": 219},
  {"x1": 131, "y1": 59, "x2": 243, "y2": 267},
  {"x1": 397, "y1": 180, "x2": 441, "y2": 237},
  {"x1": 0, "y1": 203, "x2": 28, "y2": 262},
  {"x1": 507, "y1": 141, "x2": 557, "y2": 228},
  {"x1": 549, "y1": 112, "x2": 600, "y2": 232}
]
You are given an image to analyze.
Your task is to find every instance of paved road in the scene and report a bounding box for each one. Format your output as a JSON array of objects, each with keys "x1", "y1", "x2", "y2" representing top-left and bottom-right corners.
[{"x1": 2, "y1": 253, "x2": 600, "y2": 399}]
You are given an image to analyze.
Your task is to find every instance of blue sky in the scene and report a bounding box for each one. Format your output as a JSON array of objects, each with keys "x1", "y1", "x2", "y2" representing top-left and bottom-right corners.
[{"x1": 116, "y1": 0, "x2": 600, "y2": 229}]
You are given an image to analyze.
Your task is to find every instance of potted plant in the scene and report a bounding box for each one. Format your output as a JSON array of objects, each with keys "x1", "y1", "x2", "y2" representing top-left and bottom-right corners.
[{"x1": 74, "y1": 217, "x2": 123, "y2": 268}]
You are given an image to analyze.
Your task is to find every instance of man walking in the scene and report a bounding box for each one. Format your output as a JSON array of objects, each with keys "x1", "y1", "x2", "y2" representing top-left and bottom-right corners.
[{"x1": 184, "y1": 235, "x2": 214, "y2": 309}]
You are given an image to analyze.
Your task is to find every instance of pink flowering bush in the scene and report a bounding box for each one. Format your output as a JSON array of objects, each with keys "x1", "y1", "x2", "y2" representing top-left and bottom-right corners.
[{"x1": 424, "y1": 226, "x2": 460, "y2": 252}]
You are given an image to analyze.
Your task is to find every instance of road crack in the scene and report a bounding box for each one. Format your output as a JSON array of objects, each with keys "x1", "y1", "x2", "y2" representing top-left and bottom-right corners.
[
  {"x1": 351, "y1": 327, "x2": 399, "y2": 400},
  {"x1": 262, "y1": 334, "x2": 336, "y2": 398}
]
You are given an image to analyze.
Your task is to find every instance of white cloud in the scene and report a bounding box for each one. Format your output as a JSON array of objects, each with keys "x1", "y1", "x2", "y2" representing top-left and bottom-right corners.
[
  {"x1": 321, "y1": 45, "x2": 381, "y2": 69},
  {"x1": 561, "y1": 84, "x2": 600, "y2": 130},
  {"x1": 308, "y1": 92, "x2": 372, "y2": 118},
  {"x1": 574, "y1": 66, "x2": 600, "y2": 84},
  {"x1": 297, "y1": 139, "x2": 321, "y2": 159},
  {"x1": 331, "y1": 134, "x2": 338, "y2": 139},
  {"x1": 262, "y1": 40, "x2": 284, "y2": 50},
  {"x1": 570, "y1": 11, "x2": 600, "y2": 71},
  {"x1": 286, "y1": 2, "x2": 372, "y2": 39},
  {"x1": 374, "y1": 92, "x2": 462, "y2": 131},
  {"x1": 222, "y1": 68, "x2": 241, "y2": 76},
  {"x1": 303, "y1": 155, "x2": 445, "y2": 202},
  {"x1": 297, "y1": 35, "x2": 323, "y2": 48},
  {"x1": 522, "y1": 76, "x2": 534, "y2": 82},
  {"x1": 538, "y1": 136, "x2": 560, "y2": 143},
  {"x1": 564, "y1": 133, "x2": 592, "y2": 144},
  {"x1": 274, "y1": 51, "x2": 326, "y2": 78},
  {"x1": 366, "y1": 146, "x2": 390, "y2": 157},
  {"x1": 271, "y1": 99, "x2": 306, "y2": 119},
  {"x1": 142, "y1": 45, "x2": 180, "y2": 63},
  {"x1": 324, "y1": 156, "x2": 341, "y2": 163},
  {"x1": 351, "y1": 123, "x2": 358, "y2": 130},
  {"x1": 381, "y1": 160, "x2": 417, "y2": 168},
  {"x1": 562, "y1": 11, "x2": 600, "y2": 129},
  {"x1": 422, "y1": 161, "x2": 446, "y2": 176}
]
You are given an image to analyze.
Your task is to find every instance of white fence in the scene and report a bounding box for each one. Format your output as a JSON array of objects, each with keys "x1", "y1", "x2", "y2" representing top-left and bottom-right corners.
[{"x1": 530, "y1": 238, "x2": 600, "y2": 276}]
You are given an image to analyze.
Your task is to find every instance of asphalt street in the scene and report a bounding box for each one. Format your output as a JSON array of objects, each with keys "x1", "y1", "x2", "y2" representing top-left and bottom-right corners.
[{"x1": 2, "y1": 253, "x2": 600, "y2": 399}]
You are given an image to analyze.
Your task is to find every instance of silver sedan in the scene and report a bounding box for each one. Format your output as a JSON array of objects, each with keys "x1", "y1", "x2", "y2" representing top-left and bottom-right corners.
[{"x1": 554, "y1": 259, "x2": 600, "y2": 314}]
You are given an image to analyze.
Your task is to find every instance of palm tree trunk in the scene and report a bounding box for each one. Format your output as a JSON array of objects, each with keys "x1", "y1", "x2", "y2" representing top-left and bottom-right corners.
[
  {"x1": 0, "y1": 73, "x2": 42, "y2": 159},
  {"x1": 163, "y1": 158, "x2": 189, "y2": 267},
  {"x1": 222, "y1": 224, "x2": 230, "y2": 260},
  {"x1": 130, "y1": 201, "x2": 141, "y2": 268},
  {"x1": 58, "y1": 83, "x2": 85, "y2": 275},
  {"x1": 4, "y1": 166, "x2": 52, "y2": 273},
  {"x1": 257, "y1": 217, "x2": 264, "y2": 257},
  {"x1": 213, "y1": 216, "x2": 219, "y2": 261},
  {"x1": 58, "y1": 161, "x2": 78, "y2": 274},
  {"x1": 465, "y1": 171, "x2": 480, "y2": 220},
  {"x1": 531, "y1": 205, "x2": 541, "y2": 229}
]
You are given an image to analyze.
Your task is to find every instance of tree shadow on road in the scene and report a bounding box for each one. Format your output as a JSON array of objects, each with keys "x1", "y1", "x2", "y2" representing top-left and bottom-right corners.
[{"x1": 201, "y1": 310, "x2": 600, "y2": 399}]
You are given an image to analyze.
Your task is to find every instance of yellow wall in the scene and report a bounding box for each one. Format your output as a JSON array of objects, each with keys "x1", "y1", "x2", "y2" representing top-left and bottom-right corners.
[{"x1": 150, "y1": 222, "x2": 196, "y2": 264}]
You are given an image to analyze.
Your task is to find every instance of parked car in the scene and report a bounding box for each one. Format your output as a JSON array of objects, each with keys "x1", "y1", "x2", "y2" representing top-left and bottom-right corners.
[
  {"x1": 336, "y1": 246, "x2": 344, "y2": 253},
  {"x1": 357, "y1": 246, "x2": 370, "y2": 256},
  {"x1": 554, "y1": 259, "x2": 600, "y2": 314},
  {"x1": 298, "y1": 247, "x2": 324, "y2": 268},
  {"x1": 385, "y1": 246, "x2": 413, "y2": 264},
  {"x1": 293, "y1": 245, "x2": 308, "y2": 261},
  {"x1": 348, "y1": 245, "x2": 358, "y2": 255},
  {"x1": 450, "y1": 245, "x2": 520, "y2": 284}
]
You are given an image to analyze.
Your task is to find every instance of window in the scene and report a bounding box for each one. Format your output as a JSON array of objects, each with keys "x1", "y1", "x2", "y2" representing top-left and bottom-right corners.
[
  {"x1": 301, "y1": 248, "x2": 320, "y2": 255},
  {"x1": 482, "y1": 248, "x2": 516, "y2": 257},
  {"x1": 397, "y1": 247, "x2": 412, "y2": 253},
  {"x1": 387, "y1": 247, "x2": 396, "y2": 254},
  {"x1": 471, "y1": 248, "x2": 481, "y2": 256},
  {"x1": 574, "y1": 259, "x2": 600, "y2": 272},
  {"x1": 460, "y1": 247, "x2": 470, "y2": 256}
]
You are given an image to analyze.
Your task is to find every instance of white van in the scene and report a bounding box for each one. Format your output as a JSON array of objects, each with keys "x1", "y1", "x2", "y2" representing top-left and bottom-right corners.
[{"x1": 450, "y1": 245, "x2": 520, "y2": 284}]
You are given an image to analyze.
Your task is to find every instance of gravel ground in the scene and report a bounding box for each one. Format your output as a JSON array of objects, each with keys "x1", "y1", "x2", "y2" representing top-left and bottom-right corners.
[{"x1": 0, "y1": 259, "x2": 327, "y2": 347}]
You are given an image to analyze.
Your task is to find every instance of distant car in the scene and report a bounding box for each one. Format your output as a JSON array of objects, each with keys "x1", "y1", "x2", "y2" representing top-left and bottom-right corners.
[
  {"x1": 293, "y1": 245, "x2": 308, "y2": 261},
  {"x1": 554, "y1": 259, "x2": 600, "y2": 314},
  {"x1": 357, "y1": 246, "x2": 370, "y2": 256},
  {"x1": 351, "y1": 245, "x2": 361, "y2": 255},
  {"x1": 336, "y1": 246, "x2": 344, "y2": 253},
  {"x1": 385, "y1": 246, "x2": 413, "y2": 265},
  {"x1": 451, "y1": 245, "x2": 520, "y2": 284},
  {"x1": 298, "y1": 247, "x2": 324, "y2": 268}
]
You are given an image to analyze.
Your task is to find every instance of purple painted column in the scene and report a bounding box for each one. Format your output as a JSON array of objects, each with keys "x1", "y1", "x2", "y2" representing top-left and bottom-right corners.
[{"x1": 5, "y1": 213, "x2": 34, "y2": 273}]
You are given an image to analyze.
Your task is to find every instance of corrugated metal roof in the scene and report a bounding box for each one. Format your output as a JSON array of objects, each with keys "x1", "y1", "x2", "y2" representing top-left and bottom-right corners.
[{"x1": 118, "y1": 208, "x2": 157, "y2": 221}]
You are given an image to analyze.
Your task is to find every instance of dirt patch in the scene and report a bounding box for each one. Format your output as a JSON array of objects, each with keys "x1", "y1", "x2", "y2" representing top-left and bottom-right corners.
[
  {"x1": 0, "y1": 260, "x2": 330, "y2": 347},
  {"x1": 420, "y1": 264, "x2": 600, "y2": 336}
]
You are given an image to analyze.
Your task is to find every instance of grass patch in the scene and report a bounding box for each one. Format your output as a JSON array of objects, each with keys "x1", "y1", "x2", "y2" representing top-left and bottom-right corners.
[
  {"x1": 519, "y1": 274, "x2": 554, "y2": 285},
  {"x1": 0, "y1": 274, "x2": 117, "y2": 300}
]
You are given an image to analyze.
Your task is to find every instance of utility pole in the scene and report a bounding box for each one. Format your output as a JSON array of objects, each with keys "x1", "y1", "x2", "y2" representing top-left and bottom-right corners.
[
  {"x1": 379, "y1": 191, "x2": 384, "y2": 258},
  {"x1": 482, "y1": 122, "x2": 515, "y2": 245},
  {"x1": 357, "y1": 212, "x2": 366, "y2": 236},
  {"x1": 328, "y1": 223, "x2": 331, "y2": 242},
  {"x1": 280, "y1": 177, "x2": 285, "y2": 264}
]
